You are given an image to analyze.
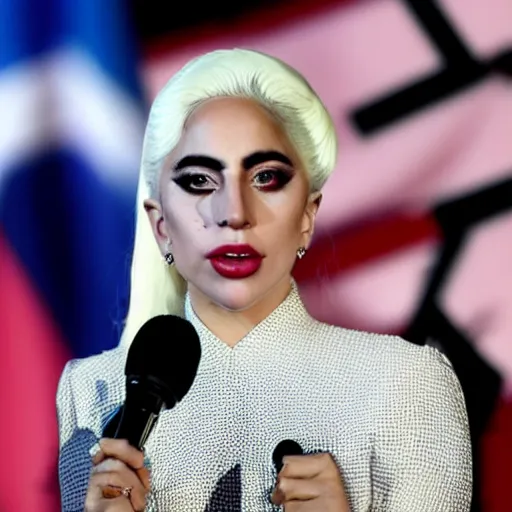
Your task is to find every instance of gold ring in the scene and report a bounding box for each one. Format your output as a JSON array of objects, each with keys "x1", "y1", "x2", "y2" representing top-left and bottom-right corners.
[{"x1": 101, "y1": 485, "x2": 132, "y2": 499}]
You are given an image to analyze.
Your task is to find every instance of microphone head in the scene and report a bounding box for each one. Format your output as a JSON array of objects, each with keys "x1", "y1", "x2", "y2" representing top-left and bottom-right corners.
[
  {"x1": 272, "y1": 440, "x2": 303, "y2": 473},
  {"x1": 125, "y1": 315, "x2": 201, "y2": 407}
]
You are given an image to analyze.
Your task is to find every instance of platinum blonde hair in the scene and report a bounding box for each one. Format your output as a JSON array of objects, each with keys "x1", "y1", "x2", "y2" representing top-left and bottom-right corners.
[{"x1": 120, "y1": 48, "x2": 338, "y2": 347}]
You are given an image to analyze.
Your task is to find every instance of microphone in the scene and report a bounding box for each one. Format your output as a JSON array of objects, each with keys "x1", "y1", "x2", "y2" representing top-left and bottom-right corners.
[
  {"x1": 103, "y1": 315, "x2": 201, "y2": 449},
  {"x1": 272, "y1": 440, "x2": 303, "y2": 473}
]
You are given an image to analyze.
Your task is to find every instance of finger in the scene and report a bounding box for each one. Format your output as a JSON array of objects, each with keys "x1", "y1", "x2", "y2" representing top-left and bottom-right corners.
[
  {"x1": 99, "y1": 438, "x2": 145, "y2": 470},
  {"x1": 92, "y1": 458, "x2": 150, "y2": 492},
  {"x1": 86, "y1": 490, "x2": 128, "y2": 512},
  {"x1": 280, "y1": 453, "x2": 337, "y2": 479},
  {"x1": 92, "y1": 458, "x2": 149, "y2": 506},
  {"x1": 271, "y1": 476, "x2": 323, "y2": 504},
  {"x1": 135, "y1": 465, "x2": 151, "y2": 492},
  {"x1": 89, "y1": 470, "x2": 147, "y2": 512},
  {"x1": 283, "y1": 502, "x2": 320, "y2": 512},
  {"x1": 92, "y1": 458, "x2": 133, "y2": 475},
  {"x1": 89, "y1": 442, "x2": 105, "y2": 466},
  {"x1": 86, "y1": 472, "x2": 135, "y2": 511}
]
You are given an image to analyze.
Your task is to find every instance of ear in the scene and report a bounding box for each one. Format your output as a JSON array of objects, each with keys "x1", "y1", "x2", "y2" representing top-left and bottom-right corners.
[
  {"x1": 300, "y1": 191, "x2": 322, "y2": 249},
  {"x1": 143, "y1": 198, "x2": 170, "y2": 253}
]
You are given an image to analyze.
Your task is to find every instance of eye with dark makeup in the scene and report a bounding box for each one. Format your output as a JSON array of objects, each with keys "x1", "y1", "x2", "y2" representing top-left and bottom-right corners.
[
  {"x1": 172, "y1": 167, "x2": 293, "y2": 195},
  {"x1": 172, "y1": 173, "x2": 217, "y2": 195},
  {"x1": 253, "y1": 169, "x2": 293, "y2": 191}
]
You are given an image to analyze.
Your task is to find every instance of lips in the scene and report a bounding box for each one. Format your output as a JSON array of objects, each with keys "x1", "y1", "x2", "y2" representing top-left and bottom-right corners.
[{"x1": 206, "y1": 244, "x2": 263, "y2": 279}]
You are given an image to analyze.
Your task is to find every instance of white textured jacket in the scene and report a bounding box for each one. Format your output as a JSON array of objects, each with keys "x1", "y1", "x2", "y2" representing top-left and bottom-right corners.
[{"x1": 57, "y1": 284, "x2": 472, "y2": 511}]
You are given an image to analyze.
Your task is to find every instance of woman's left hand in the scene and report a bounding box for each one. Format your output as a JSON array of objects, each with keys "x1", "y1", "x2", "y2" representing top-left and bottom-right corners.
[{"x1": 271, "y1": 453, "x2": 350, "y2": 511}]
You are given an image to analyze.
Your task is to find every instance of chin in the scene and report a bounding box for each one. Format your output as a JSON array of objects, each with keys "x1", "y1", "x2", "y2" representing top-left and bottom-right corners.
[{"x1": 209, "y1": 280, "x2": 262, "y2": 312}]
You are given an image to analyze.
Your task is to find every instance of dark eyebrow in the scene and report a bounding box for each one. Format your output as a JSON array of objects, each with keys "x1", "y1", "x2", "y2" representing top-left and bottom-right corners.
[
  {"x1": 242, "y1": 151, "x2": 293, "y2": 170},
  {"x1": 172, "y1": 150, "x2": 293, "y2": 173},
  {"x1": 173, "y1": 155, "x2": 225, "y2": 172}
]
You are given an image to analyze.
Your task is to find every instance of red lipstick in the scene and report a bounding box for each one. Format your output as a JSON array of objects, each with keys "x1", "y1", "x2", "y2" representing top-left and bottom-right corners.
[{"x1": 206, "y1": 244, "x2": 263, "y2": 279}]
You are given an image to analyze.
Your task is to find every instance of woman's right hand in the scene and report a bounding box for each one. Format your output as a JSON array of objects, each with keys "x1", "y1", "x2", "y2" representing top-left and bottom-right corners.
[{"x1": 85, "y1": 438, "x2": 150, "y2": 512}]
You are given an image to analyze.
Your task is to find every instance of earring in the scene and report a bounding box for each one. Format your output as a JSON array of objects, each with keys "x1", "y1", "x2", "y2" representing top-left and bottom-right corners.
[
  {"x1": 163, "y1": 239, "x2": 174, "y2": 266},
  {"x1": 297, "y1": 247, "x2": 306, "y2": 259}
]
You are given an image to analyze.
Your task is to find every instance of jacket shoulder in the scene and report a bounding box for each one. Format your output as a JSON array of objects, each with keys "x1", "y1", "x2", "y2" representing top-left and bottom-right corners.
[
  {"x1": 57, "y1": 346, "x2": 126, "y2": 442},
  {"x1": 57, "y1": 346, "x2": 127, "y2": 511},
  {"x1": 310, "y1": 320, "x2": 456, "y2": 384}
]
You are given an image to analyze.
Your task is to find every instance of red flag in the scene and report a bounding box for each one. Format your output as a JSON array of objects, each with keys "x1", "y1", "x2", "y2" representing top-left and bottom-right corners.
[{"x1": 0, "y1": 230, "x2": 69, "y2": 511}]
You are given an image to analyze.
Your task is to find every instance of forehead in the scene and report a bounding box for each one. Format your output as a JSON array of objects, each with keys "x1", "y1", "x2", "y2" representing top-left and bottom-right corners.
[{"x1": 175, "y1": 97, "x2": 298, "y2": 159}]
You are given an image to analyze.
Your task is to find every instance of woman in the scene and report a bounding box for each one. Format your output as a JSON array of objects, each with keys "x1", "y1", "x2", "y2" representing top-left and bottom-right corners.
[{"x1": 57, "y1": 49, "x2": 472, "y2": 511}]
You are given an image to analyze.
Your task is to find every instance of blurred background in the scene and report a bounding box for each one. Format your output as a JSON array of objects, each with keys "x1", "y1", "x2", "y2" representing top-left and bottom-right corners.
[{"x1": 1, "y1": 0, "x2": 511, "y2": 510}]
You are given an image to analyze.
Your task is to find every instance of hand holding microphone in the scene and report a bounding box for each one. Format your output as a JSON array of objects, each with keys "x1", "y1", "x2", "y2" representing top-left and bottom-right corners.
[
  {"x1": 86, "y1": 439, "x2": 149, "y2": 511},
  {"x1": 85, "y1": 315, "x2": 201, "y2": 511},
  {"x1": 272, "y1": 441, "x2": 350, "y2": 512}
]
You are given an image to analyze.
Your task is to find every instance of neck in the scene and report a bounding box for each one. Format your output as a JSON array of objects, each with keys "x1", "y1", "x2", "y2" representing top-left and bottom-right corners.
[{"x1": 188, "y1": 277, "x2": 293, "y2": 347}]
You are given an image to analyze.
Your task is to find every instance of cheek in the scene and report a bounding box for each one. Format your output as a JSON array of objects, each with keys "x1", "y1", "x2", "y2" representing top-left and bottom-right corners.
[
  {"x1": 265, "y1": 180, "x2": 309, "y2": 231},
  {"x1": 162, "y1": 196, "x2": 205, "y2": 249},
  {"x1": 264, "y1": 202, "x2": 305, "y2": 243}
]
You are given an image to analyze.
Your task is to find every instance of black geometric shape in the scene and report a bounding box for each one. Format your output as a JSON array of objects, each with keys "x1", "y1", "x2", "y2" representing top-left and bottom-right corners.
[
  {"x1": 401, "y1": 0, "x2": 476, "y2": 65},
  {"x1": 350, "y1": 0, "x2": 512, "y2": 134},
  {"x1": 404, "y1": 305, "x2": 502, "y2": 512},
  {"x1": 434, "y1": 177, "x2": 512, "y2": 234},
  {"x1": 204, "y1": 464, "x2": 242, "y2": 512},
  {"x1": 418, "y1": 176, "x2": 512, "y2": 305},
  {"x1": 351, "y1": 66, "x2": 486, "y2": 134},
  {"x1": 492, "y1": 48, "x2": 512, "y2": 78},
  {"x1": 406, "y1": 305, "x2": 502, "y2": 440},
  {"x1": 402, "y1": 176, "x2": 512, "y2": 512}
]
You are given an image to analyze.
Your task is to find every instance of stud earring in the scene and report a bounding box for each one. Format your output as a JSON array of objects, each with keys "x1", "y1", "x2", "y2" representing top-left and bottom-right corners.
[
  {"x1": 163, "y1": 240, "x2": 174, "y2": 266},
  {"x1": 297, "y1": 247, "x2": 306, "y2": 259}
]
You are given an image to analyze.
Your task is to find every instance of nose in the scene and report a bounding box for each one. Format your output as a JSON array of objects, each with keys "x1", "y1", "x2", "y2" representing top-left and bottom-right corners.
[{"x1": 213, "y1": 181, "x2": 250, "y2": 230}]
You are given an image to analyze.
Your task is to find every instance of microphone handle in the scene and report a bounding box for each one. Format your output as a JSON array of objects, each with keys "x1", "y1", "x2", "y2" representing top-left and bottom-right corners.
[
  {"x1": 114, "y1": 401, "x2": 161, "y2": 450},
  {"x1": 273, "y1": 440, "x2": 304, "y2": 473},
  {"x1": 113, "y1": 378, "x2": 167, "y2": 450}
]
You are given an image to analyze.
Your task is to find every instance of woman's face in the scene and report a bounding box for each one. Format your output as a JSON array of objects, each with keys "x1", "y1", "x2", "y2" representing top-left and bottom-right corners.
[{"x1": 146, "y1": 97, "x2": 320, "y2": 312}]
